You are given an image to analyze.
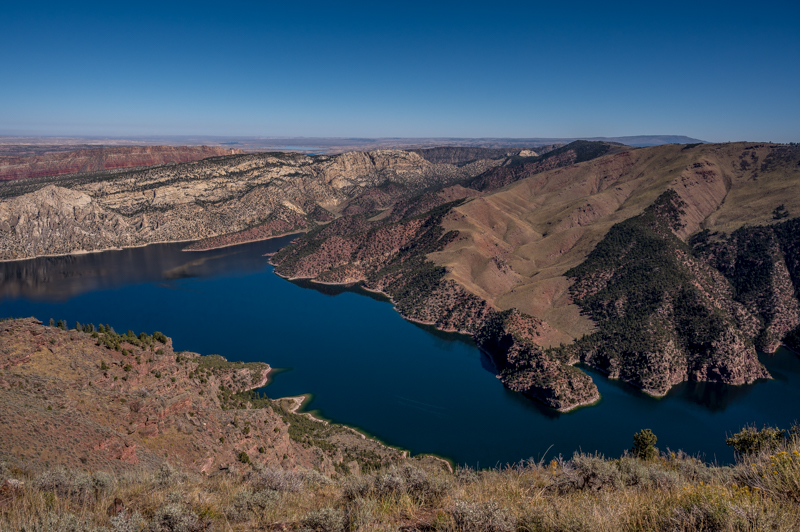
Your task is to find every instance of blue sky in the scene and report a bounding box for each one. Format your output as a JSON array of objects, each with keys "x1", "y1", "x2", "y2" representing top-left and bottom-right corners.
[{"x1": 2, "y1": 1, "x2": 798, "y2": 142}]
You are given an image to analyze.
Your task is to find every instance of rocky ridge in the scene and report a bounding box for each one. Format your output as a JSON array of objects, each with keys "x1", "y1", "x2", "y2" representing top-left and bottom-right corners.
[
  {"x1": 0, "y1": 145, "x2": 243, "y2": 181},
  {"x1": 0, "y1": 149, "x2": 501, "y2": 260}
]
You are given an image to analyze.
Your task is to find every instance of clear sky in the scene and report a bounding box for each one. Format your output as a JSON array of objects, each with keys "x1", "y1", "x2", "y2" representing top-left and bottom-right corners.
[{"x1": 2, "y1": 0, "x2": 798, "y2": 142}]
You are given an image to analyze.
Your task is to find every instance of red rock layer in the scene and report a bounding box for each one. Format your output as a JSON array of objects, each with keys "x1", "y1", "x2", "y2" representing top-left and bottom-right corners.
[{"x1": 0, "y1": 145, "x2": 244, "y2": 181}]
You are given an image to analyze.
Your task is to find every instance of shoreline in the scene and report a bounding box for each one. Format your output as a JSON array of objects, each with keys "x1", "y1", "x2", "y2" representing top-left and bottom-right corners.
[
  {"x1": 276, "y1": 270, "x2": 601, "y2": 415},
  {"x1": 280, "y1": 394, "x2": 329, "y2": 425},
  {"x1": 271, "y1": 269, "x2": 474, "y2": 337},
  {"x1": 555, "y1": 393, "x2": 602, "y2": 413},
  {"x1": 246, "y1": 366, "x2": 272, "y2": 392},
  {"x1": 0, "y1": 229, "x2": 307, "y2": 264},
  {"x1": 0, "y1": 237, "x2": 199, "y2": 264},
  {"x1": 277, "y1": 394, "x2": 460, "y2": 466},
  {"x1": 480, "y1": 346, "x2": 602, "y2": 414},
  {"x1": 182, "y1": 230, "x2": 306, "y2": 253}
]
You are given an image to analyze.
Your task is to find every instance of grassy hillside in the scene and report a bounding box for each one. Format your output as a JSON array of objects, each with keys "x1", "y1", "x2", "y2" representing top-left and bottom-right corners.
[{"x1": 2, "y1": 427, "x2": 800, "y2": 531}]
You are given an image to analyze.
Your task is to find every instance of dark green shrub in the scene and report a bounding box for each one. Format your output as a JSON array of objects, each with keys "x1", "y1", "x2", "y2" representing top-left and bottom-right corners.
[
  {"x1": 727, "y1": 425, "x2": 786, "y2": 456},
  {"x1": 632, "y1": 429, "x2": 658, "y2": 460}
]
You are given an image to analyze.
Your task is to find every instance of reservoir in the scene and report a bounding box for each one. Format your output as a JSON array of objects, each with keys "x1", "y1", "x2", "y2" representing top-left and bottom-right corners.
[{"x1": 1, "y1": 237, "x2": 798, "y2": 466}]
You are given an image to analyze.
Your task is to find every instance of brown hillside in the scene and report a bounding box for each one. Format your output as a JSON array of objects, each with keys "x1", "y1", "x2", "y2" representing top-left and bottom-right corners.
[
  {"x1": 432, "y1": 143, "x2": 800, "y2": 346},
  {"x1": 0, "y1": 318, "x2": 407, "y2": 476}
]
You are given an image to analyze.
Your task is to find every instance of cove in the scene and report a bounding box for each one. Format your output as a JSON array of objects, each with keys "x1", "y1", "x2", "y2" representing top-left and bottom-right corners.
[{"x1": 1, "y1": 238, "x2": 799, "y2": 467}]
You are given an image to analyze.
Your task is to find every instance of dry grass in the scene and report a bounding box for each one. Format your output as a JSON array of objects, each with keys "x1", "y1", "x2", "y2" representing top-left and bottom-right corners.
[{"x1": 3, "y1": 438, "x2": 800, "y2": 531}]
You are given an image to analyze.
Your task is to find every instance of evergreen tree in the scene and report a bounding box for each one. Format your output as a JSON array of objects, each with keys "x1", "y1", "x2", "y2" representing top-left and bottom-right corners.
[{"x1": 631, "y1": 429, "x2": 658, "y2": 460}]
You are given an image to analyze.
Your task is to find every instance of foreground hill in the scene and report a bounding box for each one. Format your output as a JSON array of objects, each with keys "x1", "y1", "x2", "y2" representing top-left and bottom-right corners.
[
  {"x1": 0, "y1": 318, "x2": 413, "y2": 477},
  {"x1": 2, "y1": 322, "x2": 799, "y2": 531},
  {"x1": 271, "y1": 142, "x2": 800, "y2": 410},
  {"x1": 0, "y1": 145, "x2": 244, "y2": 181}
]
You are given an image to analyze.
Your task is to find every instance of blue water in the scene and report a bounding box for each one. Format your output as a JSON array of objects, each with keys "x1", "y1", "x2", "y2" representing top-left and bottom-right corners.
[{"x1": 1, "y1": 237, "x2": 799, "y2": 466}]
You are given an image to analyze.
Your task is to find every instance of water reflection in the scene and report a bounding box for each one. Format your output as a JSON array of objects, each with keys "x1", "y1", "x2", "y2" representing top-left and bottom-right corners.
[
  {"x1": 289, "y1": 278, "x2": 390, "y2": 303},
  {"x1": 671, "y1": 379, "x2": 757, "y2": 413},
  {"x1": 0, "y1": 235, "x2": 299, "y2": 302}
]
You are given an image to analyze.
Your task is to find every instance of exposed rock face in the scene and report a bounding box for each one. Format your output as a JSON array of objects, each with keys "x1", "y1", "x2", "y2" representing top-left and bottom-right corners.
[
  {"x1": 409, "y1": 146, "x2": 545, "y2": 164},
  {"x1": 694, "y1": 218, "x2": 800, "y2": 353},
  {"x1": 0, "y1": 318, "x2": 406, "y2": 474},
  {"x1": 272, "y1": 202, "x2": 496, "y2": 334},
  {"x1": 0, "y1": 149, "x2": 499, "y2": 260},
  {"x1": 0, "y1": 145, "x2": 243, "y2": 181},
  {"x1": 464, "y1": 140, "x2": 625, "y2": 192},
  {"x1": 0, "y1": 185, "x2": 138, "y2": 258},
  {"x1": 475, "y1": 309, "x2": 599, "y2": 411}
]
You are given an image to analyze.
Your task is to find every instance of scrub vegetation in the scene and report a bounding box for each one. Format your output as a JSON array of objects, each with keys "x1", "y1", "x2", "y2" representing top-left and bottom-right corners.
[{"x1": 2, "y1": 426, "x2": 800, "y2": 531}]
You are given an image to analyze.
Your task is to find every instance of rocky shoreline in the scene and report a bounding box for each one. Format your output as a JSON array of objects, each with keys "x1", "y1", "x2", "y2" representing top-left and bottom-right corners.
[{"x1": 273, "y1": 263, "x2": 600, "y2": 412}]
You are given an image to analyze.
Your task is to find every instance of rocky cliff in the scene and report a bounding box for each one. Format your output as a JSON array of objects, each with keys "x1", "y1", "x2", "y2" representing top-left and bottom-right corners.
[
  {"x1": 694, "y1": 218, "x2": 800, "y2": 353},
  {"x1": 0, "y1": 145, "x2": 243, "y2": 181}
]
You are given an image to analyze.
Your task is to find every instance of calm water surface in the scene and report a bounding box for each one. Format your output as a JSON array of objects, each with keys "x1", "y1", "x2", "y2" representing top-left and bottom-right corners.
[{"x1": 1, "y1": 238, "x2": 798, "y2": 466}]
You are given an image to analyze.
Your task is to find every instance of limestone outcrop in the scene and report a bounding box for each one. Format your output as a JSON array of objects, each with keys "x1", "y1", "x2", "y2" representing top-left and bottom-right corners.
[{"x1": 0, "y1": 149, "x2": 499, "y2": 260}]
